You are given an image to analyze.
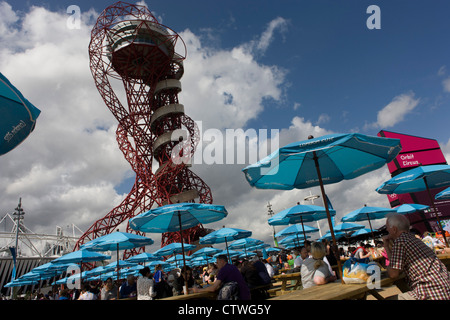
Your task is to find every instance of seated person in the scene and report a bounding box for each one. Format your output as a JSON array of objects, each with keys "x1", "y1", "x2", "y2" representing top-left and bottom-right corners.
[
  {"x1": 193, "y1": 255, "x2": 250, "y2": 300},
  {"x1": 173, "y1": 266, "x2": 196, "y2": 294},
  {"x1": 301, "y1": 242, "x2": 336, "y2": 289},
  {"x1": 119, "y1": 275, "x2": 137, "y2": 299}
]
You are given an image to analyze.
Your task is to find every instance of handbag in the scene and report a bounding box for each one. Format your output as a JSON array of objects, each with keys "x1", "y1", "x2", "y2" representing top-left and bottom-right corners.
[{"x1": 342, "y1": 257, "x2": 379, "y2": 284}]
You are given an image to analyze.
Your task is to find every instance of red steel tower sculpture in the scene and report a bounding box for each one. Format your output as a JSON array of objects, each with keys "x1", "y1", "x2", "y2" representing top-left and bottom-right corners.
[{"x1": 74, "y1": 2, "x2": 212, "y2": 258}]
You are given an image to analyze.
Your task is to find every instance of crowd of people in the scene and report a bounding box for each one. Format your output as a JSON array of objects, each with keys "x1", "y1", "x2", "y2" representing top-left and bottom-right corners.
[{"x1": 10, "y1": 213, "x2": 450, "y2": 300}]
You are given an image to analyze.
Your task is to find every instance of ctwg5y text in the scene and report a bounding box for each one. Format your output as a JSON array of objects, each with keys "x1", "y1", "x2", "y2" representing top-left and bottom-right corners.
[{"x1": 178, "y1": 304, "x2": 271, "y2": 317}]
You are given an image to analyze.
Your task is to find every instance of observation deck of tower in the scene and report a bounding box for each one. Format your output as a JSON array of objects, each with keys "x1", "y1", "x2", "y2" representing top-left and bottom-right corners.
[{"x1": 74, "y1": 2, "x2": 212, "y2": 257}]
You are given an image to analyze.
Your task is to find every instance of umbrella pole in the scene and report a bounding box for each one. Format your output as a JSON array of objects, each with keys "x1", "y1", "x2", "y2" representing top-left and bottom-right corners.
[
  {"x1": 313, "y1": 151, "x2": 344, "y2": 283},
  {"x1": 424, "y1": 177, "x2": 449, "y2": 247},
  {"x1": 366, "y1": 213, "x2": 376, "y2": 245},
  {"x1": 177, "y1": 212, "x2": 189, "y2": 295},
  {"x1": 116, "y1": 243, "x2": 120, "y2": 299},
  {"x1": 301, "y1": 216, "x2": 307, "y2": 241},
  {"x1": 225, "y1": 238, "x2": 230, "y2": 262}
]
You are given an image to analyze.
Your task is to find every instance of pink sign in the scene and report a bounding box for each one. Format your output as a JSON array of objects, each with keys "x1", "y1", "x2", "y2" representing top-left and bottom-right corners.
[{"x1": 387, "y1": 148, "x2": 447, "y2": 172}]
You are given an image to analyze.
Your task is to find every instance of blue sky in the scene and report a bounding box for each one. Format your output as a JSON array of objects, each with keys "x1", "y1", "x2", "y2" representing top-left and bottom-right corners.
[{"x1": 1, "y1": 1, "x2": 450, "y2": 251}]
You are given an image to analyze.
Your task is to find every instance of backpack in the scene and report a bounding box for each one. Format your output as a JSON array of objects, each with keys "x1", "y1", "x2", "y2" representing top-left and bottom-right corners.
[{"x1": 217, "y1": 281, "x2": 239, "y2": 300}]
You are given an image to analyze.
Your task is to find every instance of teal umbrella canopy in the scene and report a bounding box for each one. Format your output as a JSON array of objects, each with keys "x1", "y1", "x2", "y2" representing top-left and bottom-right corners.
[
  {"x1": 125, "y1": 252, "x2": 159, "y2": 264},
  {"x1": 199, "y1": 228, "x2": 252, "y2": 245},
  {"x1": 0, "y1": 72, "x2": 41, "y2": 156},
  {"x1": 275, "y1": 223, "x2": 319, "y2": 237},
  {"x1": 79, "y1": 231, "x2": 154, "y2": 252},
  {"x1": 268, "y1": 204, "x2": 336, "y2": 226},
  {"x1": 145, "y1": 260, "x2": 171, "y2": 270},
  {"x1": 103, "y1": 260, "x2": 137, "y2": 272},
  {"x1": 351, "y1": 228, "x2": 372, "y2": 237},
  {"x1": 243, "y1": 133, "x2": 401, "y2": 190},
  {"x1": 318, "y1": 231, "x2": 347, "y2": 241},
  {"x1": 394, "y1": 203, "x2": 430, "y2": 214},
  {"x1": 213, "y1": 250, "x2": 242, "y2": 259},
  {"x1": 200, "y1": 228, "x2": 251, "y2": 261},
  {"x1": 153, "y1": 242, "x2": 196, "y2": 257},
  {"x1": 243, "y1": 133, "x2": 401, "y2": 283},
  {"x1": 376, "y1": 165, "x2": 450, "y2": 195},
  {"x1": 51, "y1": 249, "x2": 111, "y2": 264},
  {"x1": 278, "y1": 234, "x2": 309, "y2": 246},
  {"x1": 190, "y1": 247, "x2": 222, "y2": 257},
  {"x1": 376, "y1": 164, "x2": 450, "y2": 246},
  {"x1": 341, "y1": 205, "x2": 395, "y2": 222},
  {"x1": 435, "y1": 187, "x2": 450, "y2": 200},
  {"x1": 228, "y1": 238, "x2": 263, "y2": 250},
  {"x1": 333, "y1": 222, "x2": 365, "y2": 232},
  {"x1": 5, "y1": 279, "x2": 39, "y2": 287},
  {"x1": 129, "y1": 202, "x2": 228, "y2": 233},
  {"x1": 266, "y1": 247, "x2": 281, "y2": 254}
]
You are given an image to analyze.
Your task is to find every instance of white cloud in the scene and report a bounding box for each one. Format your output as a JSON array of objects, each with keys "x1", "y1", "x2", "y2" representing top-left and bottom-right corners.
[
  {"x1": 180, "y1": 28, "x2": 286, "y2": 130},
  {"x1": 442, "y1": 77, "x2": 450, "y2": 93},
  {"x1": 252, "y1": 17, "x2": 289, "y2": 54},
  {"x1": 0, "y1": 3, "x2": 400, "y2": 254},
  {"x1": 367, "y1": 92, "x2": 420, "y2": 129},
  {"x1": 0, "y1": 4, "x2": 289, "y2": 246}
]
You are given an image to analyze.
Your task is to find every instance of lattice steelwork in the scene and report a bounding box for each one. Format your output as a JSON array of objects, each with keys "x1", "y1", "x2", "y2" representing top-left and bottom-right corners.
[{"x1": 74, "y1": 2, "x2": 212, "y2": 258}]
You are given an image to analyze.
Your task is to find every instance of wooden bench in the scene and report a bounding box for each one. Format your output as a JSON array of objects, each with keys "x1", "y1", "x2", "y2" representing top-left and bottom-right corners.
[{"x1": 270, "y1": 272, "x2": 302, "y2": 296}]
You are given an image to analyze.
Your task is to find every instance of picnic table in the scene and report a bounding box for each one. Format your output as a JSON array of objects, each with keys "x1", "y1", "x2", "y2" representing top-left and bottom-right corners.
[
  {"x1": 269, "y1": 272, "x2": 404, "y2": 300},
  {"x1": 270, "y1": 272, "x2": 302, "y2": 295}
]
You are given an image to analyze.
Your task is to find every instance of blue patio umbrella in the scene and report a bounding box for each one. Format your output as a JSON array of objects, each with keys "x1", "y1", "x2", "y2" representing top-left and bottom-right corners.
[
  {"x1": 5, "y1": 279, "x2": 39, "y2": 288},
  {"x1": 278, "y1": 234, "x2": 309, "y2": 247},
  {"x1": 394, "y1": 203, "x2": 430, "y2": 214},
  {"x1": 239, "y1": 251, "x2": 257, "y2": 259},
  {"x1": 80, "y1": 231, "x2": 154, "y2": 252},
  {"x1": 50, "y1": 249, "x2": 111, "y2": 285},
  {"x1": 199, "y1": 227, "x2": 252, "y2": 261},
  {"x1": 191, "y1": 256, "x2": 210, "y2": 267},
  {"x1": 125, "y1": 252, "x2": 159, "y2": 264},
  {"x1": 341, "y1": 205, "x2": 395, "y2": 241},
  {"x1": 129, "y1": 203, "x2": 228, "y2": 233},
  {"x1": 51, "y1": 249, "x2": 111, "y2": 264},
  {"x1": 435, "y1": 187, "x2": 450, "y2": 200},
  {"x1": 213, "y1": 249, "x2": 242, "y2": 259},
  {"x1": 130, "y1": 202, "x2": 228, "y2": 292},
  {"x1": 350, "y1": 228, "x2": 372, "y2": 238},
  {"x1": 85, "y1": 266, "x2": 106, "y2": 277},
  {"x1": 333, "y1": 222, "x2": 365, "y2": 232},
  {"x1": 318, "y1": 231, "x2": 347, "y2": 241},
  {"x1": 269, "y1": 204, "x2": 336, "y2": 240},
  {"x1": 191, "y1": 247, "x2": 222, "y2": 257},
  {"x1": 146, "y1": 260, "x2": 171, "y2": 271},
  {"x1": 167, "y1": 254, "x2": 193, "y2": 268},
  {"x1": 268, "y1": 204, "x2": 336, "y2": 226},
  {"x1": 275, "y1": 223, "x2": 319, "y2": 237},
  {"x1": 229, "y1": 238, "x2": 263, "y2": 256},
  {"x1": 103, "y1": 260, "x2": 137, "y2": 272},
  {"x1": 80, "y1": 231, "x2": 154, "y2": 292},
  {"x1": 243, "y1": 133, "x2": 401, "y2": 282},
  {"x1": 266, "y1": 247, "x2": 281, "y2": 254},
  {"x1": 0, "y1": 72, "x2": 41, "y2": 156},
  {"x1": 153, "y1": 242, "x2": 196, "y2": 257},
  {"x1": 376, "y1": 164, "x2": 450, "y2": 245}
]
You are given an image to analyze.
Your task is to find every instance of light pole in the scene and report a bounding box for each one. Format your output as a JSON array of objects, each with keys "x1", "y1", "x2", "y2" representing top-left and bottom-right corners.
[
  {"x1": 13, "y1": 198, "x2": 25, "y2": 269},
  {"x1": 267, "y1": 202, "x2": 278, "y2": 247},
  {"x1": 304, "y1": 192, "x2": 322, "y2": 237}
]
